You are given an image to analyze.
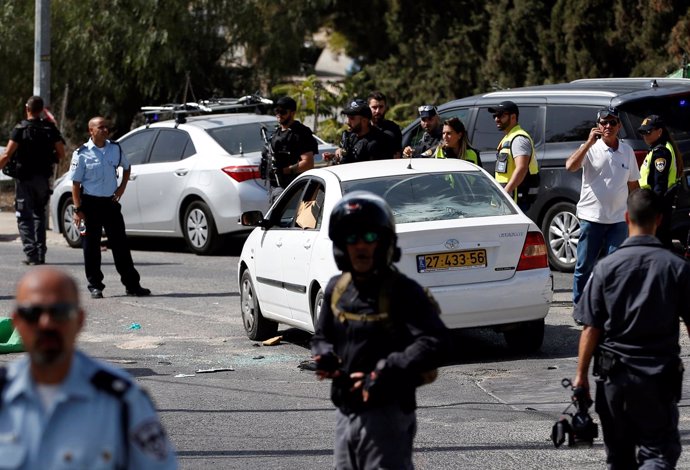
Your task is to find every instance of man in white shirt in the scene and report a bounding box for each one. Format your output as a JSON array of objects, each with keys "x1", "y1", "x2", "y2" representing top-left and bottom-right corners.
[{"x1": 566, "y1": 107, "x2": 640, "y2": 304}]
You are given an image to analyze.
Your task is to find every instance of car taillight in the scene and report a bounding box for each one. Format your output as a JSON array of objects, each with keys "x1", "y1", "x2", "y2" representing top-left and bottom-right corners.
[
  {"x1": 516, "y1": 231, "x2": 548, "y2": 271},
  {"x1": 222, "y1": 165, "x2": 261, "y2": 182}
]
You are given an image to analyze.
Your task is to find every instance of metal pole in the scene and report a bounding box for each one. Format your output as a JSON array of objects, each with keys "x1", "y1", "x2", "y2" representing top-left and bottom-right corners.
[{"x1": 33, "y1": 0, "x2": 51, "y2": 106}]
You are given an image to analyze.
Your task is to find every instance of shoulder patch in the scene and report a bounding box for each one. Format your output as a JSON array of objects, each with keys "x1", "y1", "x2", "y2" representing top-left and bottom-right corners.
[
  {"x1": 654, "y1": 158, "x2": 667, "y2": 173},
  {"x1": 131, "y1": 419, "x2": 170, "y2": 460}
]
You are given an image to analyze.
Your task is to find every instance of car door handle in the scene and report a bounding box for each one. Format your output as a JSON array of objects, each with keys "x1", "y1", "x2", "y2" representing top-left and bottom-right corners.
[
  {"x1": 129, "y1": 174, "x2": 137, "y2": 181},
  {"x1": 174, "y1": 169, "x2": 189, "y2": 176}
]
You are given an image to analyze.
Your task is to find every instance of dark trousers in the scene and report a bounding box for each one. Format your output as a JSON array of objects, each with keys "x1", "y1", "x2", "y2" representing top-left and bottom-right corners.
[
  {"x1": 15, "y1": 175, "x2": 50, "y2": 262},
  {"x1": 595, "y1": 368, "x2": 681, "y2": 469},
  {"x1": 81, "y1": 195, "x2": 140, "y2": 291}
]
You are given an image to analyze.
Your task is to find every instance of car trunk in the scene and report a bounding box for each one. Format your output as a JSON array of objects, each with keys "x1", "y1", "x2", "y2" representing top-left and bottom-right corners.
[{"x1": 395, "y1": 219, "x2": 532, "y2": 287}]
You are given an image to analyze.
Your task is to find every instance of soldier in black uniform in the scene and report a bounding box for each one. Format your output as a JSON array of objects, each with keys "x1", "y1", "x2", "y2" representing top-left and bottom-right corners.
[
  {"x1": 264, "y1": 96, "x2": 317, "y2": 201},
  {"x1": 637, "y1": 115, "x2": 684, "y2": 248},
  {"x1": 368, "y1": 91, "x2": 402, "y2": 158},
  {"x1": 403, "y1": 105, "x2": 442, "y2": 158},
  {"x1": 311, "y1": 191, "x2": 448, "y2": 470},
  {"x1": 0, "y1": 96, "x2": 65, "y2": 265},
  {"x1": 573, "y1": 189, "x2": 690, "y2": 469},
  {"x1": 323, "y1": 99, "x2": 394, "y2": 164}
]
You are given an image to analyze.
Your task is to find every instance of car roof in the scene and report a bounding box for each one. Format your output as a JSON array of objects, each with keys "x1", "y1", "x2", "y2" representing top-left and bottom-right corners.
[
  {"x1": 439, "y1": 77, "x2": 690, "y2": 109},
  {"x1": 143, "y1": 113, "x2": 276, "y2": 130},
  {"x1": 309, "y1": 159, "x2": 481, "y2": 182}
]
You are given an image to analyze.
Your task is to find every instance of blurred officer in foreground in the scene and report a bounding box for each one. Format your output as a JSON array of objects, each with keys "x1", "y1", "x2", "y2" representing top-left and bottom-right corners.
[
  {"x1": 69, "y1": 116, "x2": 151, "y2": 299},
  {"x1": 323, "y1": 99, "x2": 394, "y2": 164},
  {"x1": 264, "y1": 96, "x2": 317, "y2": 201},
  {"x1": 0, "y1": 96, "x2": 65, "y2": 265},
  {"x1": 637, "y1": 115, "x2": 684, "y2": 248},
  {"x1": 573, "y1": 189, "x2": 690, "y2": 469},
  {"x1": 402, "y1": 105, "x2": 442, "y2": 158},
  {"x1": 311, "y1": 191, "x2": 447, "y2": 469},
  {"x1": 368, "y1": 91, "x2": 402, "y2": 158},
  {"x1": 2, "y1": 266, "x2": 177, "y2": 469}
]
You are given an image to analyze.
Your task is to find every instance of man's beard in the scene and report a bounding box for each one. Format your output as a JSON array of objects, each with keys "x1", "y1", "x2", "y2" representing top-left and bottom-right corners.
[{"x1": 31, "y1": 330, "x2": 66, "y2": 365}]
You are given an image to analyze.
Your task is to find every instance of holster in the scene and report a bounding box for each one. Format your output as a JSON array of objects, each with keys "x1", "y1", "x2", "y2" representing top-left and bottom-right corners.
[{"x1": 593, "y1": 347, "x2": 619, "y2": 379}]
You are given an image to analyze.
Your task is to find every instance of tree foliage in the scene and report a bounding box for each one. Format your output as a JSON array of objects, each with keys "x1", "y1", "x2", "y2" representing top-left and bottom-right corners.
[{"x1": 0, "y1": 0, "x2": 688, "y2": 145}]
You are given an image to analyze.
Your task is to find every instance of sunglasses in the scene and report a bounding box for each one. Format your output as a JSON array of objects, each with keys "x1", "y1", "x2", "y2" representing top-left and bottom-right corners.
[
  {"x1": 599, "y1": 120, "x2": 619, "y2": 127},
  {"x1": 344, "y1": 231, "x2": 379, "y2": 245},
  {"x1": 274, "y1": 108, "x2": 289, "y2": 116},
  {"x1": 492, "y1": 113, "x2": 506, "y2": 119},
  {"x1": 639, "y1": 129, "x2": 654, "y2": 135},
  {"x1": 15, "y1": 303, "x2": 78, "y2": 324},
  {"x1": 418, "y1": 105, "x2": 436, "y2": 113}
]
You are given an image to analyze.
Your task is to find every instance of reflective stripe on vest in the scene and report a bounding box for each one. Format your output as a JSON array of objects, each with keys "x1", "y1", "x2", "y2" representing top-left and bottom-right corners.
[
  {"x1": 494, "y1": 125, "x2": 538, "y2": 184},
  {"x1": 639, "y1": 141, "x2": 678, "y2": 190},
  {"x1": 432, "y1": 145, "x2": 479, "y2": 165}
]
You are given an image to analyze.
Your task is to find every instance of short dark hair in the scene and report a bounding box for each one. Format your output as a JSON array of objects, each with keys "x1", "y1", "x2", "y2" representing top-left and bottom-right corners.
[
  {"x1": 627, "y1": 189, "x2": 661, "y2": 227},
  {"x1": 367, "y1": 91, "x2": 386, "y2": 103},
  {"x1": 25, "y1": 96, "x2": 44, "y2": 114}
]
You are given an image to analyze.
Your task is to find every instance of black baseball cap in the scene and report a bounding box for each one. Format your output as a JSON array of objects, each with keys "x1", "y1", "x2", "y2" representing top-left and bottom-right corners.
[
  {"x1": 418, "y1": 105, "x2": 437, "y2": 118},
  {"x1": 638, "y1": 115, "x2": 664, "y2": 132},
  {"x1": 597, "y1": 106, "x2": 619, "y2": 120},
  {"x1": 274, "y1": 96, "x2": 297, "y2": 111},
  {"x1": 342, "y1": 99, "x2": 372, "y2": 119},
  {"x1": 488, "y1": 101, "x2": 519, "y2": 116}
]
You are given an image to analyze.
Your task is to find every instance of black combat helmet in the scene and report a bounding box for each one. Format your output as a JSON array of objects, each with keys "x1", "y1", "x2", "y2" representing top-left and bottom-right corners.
[{"x1": 329, "y1": 191, "x2": 401, "y2": 272}]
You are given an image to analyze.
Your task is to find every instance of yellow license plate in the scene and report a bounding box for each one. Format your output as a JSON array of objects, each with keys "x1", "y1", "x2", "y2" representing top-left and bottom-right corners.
[{"x1": 416, "y1": 249, "x2": 487, "y2": 272}]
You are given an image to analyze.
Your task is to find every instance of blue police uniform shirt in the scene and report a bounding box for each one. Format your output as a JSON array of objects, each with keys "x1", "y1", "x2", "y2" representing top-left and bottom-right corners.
[
  {"x1": 0, "y1": 350, "x2": 177, "y2": 469},
  {"x1": 68, "y1": 139, "x2": 130, "y2": 197}
]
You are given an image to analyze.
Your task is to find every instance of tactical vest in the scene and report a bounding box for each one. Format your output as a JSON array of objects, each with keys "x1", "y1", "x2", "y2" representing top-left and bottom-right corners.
[
  {"x1": 639, "y1": 141, "x2": 678, "y2": 190},
  {"x1": 12, "y1": 119, "x2": 58, "y2": 180},
  {"x1": 432, "y1": 144, "x2": 480, "y2": 165}
]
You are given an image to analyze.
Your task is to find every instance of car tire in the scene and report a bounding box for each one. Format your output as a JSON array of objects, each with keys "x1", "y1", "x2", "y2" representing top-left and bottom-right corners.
[
  {"x1": 503, "y1": 319, "x2": 545, "y2": 353},
  {"x1": 541, "y1": 202, "x2": 579, "y2": 273},
  {"x1": 312, "y1": 288, "x2": 324, "y2": 329},
  {"x1": 240, "y1": 270, "x2": 278, "y2": 341},
  {"x1": 183, "y1": 201, "x2": 221, "y2": 255},
  {"x1": 59, "y1": 197, "x2": 82, "y2": 248}
]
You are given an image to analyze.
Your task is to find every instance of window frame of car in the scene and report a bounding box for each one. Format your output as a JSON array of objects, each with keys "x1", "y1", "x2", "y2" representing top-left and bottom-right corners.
[{"x1": 267, "y1": 177, "x2": 327, "y2": 230}]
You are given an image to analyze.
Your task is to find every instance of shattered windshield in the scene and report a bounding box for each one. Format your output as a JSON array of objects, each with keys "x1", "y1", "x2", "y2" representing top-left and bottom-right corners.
[{"x1": 341, "y1": 171, "x2": 516, "y2": 223}]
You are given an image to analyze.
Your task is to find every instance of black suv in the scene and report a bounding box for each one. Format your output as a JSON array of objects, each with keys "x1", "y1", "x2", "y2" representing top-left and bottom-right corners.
[{"x1": 402, "y1": 78, "x2": 690, "y2": 271}]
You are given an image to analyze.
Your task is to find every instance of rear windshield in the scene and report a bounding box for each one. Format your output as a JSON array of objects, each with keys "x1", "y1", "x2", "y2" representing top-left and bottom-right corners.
[
  {"x1": 341, "y1": 172, "x2": 516, "y2": 223},
  {"x1": 206, "y1": 123, "x2": 267, "y2": 155},
  {"x1": 621, "y1": 94, "x2": 690, "y2": 154}
]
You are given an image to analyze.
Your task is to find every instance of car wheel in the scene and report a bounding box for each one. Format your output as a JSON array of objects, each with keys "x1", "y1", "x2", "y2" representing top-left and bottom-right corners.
[
  {"x1": 541, "y1": 202, "x2": 579, "y2": 273},
  {"x1": 183, "y1": 201, "x2": 221, "y2": 255},
  {"x1": 59, "y1": 197, "x2": 82, "y2": 248},
  {"x1": 312, "y1": 288, "x2": 324, "y2": 329},
  {"x1": 240, "y1": 270, "x2": 278, "y2": 341},
  {"x1": 503, "y1": 319, "x2": 544, "y2": 353}
]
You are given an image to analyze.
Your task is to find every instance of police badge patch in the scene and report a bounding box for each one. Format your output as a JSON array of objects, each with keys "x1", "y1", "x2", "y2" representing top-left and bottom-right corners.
[
  {"x1": 654, "y1": 158, "x2": 667, "y2": 173},
  {"x1": 131, "y1": 419, "x2": 169, "y2": 460}
]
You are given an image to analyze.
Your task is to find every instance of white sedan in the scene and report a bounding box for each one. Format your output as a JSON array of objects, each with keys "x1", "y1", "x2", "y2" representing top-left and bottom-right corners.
[{"x1": 238, "y1": 159, "x2": 553, "y2": 352}]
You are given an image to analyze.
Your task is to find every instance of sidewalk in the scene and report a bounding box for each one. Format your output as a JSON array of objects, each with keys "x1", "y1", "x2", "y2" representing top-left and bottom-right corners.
[{"x1": 0, "y1": 210, "x2": 65, "y2": 246}]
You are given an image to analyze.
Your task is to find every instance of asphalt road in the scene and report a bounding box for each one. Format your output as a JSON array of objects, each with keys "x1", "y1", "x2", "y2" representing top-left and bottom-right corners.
[{"x1": 1, "y1": 231, "x2": 690, "y2": 469}]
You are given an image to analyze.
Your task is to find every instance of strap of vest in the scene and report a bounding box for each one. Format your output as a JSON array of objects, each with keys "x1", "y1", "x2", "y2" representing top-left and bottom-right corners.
[
  {"x1": 0, "y1": 367, "x2": 7, "y2": 411},
  {"x1": 91, "y1": 370, "x2": 131, "y2": 470},
  {"x1": 330, "y1": 271, "x2": 397, "y2": 324}
]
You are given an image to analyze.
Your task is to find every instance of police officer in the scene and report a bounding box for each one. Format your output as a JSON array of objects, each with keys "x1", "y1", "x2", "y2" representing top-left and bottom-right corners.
[
  {"x1": 368, "y1": 91, "x2": 402, "y2": 158},
  {"x1": 311, "y1": 191, "x2": 447, "y2": 469},
  {"x1": 2, "y1": 266, "x2": 177, "y2": 469},
  {"x1": 69, "y1": 116, "x2": 150, "y2": 299},
  {"x1": 0, "y1": 96, "x2": 65, "y2": 265},
  {"x1": 402, "y1": 105, "x2": 442, "y2": 158},
  {"x1": 324, "y1": 99, "x2": 394, "y2": 164},
  {"x1": 265, "y1": 96, "x2": 317, "y2": 201},
  {"x1": 573, "y1": 189, "x2": 690, "y2": 469},
  {"x1": 488, "y1": 101, "x2": 539, "y2": 211},
  {"x1": 637, "y1": 115, "x2": 683, "y2": 247}
]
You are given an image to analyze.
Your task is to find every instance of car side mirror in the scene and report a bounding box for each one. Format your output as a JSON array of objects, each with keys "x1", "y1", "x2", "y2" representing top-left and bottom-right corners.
[{"x1": 241, "y1": 210, "x2": 270, "y2": 228}]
